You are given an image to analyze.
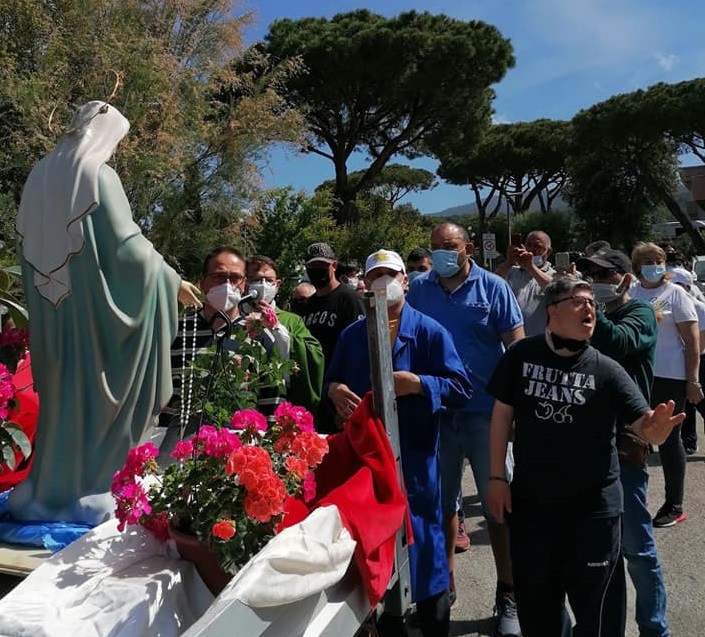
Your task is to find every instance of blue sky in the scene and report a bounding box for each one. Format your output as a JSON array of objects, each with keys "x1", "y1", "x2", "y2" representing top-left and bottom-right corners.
[{"x1": 239, "y1": 0, "x2": 705, "y2": 214}]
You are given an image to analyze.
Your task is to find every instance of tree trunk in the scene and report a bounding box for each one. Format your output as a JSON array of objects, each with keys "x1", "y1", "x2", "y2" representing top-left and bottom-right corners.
[
  {"x1": 333, "y1": 153, "x2": 358, "y2": 225},
  {"x1": 651, "y1": 180, "x2": 705, "y2": 254}
]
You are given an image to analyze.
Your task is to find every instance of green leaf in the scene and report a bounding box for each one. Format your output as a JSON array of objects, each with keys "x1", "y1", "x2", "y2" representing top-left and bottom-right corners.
[
  {"x1": 4, "y1": 423, "x2": 31, "y2": 458},
  {"x1": 2, "y1": 445, "x2": 16, "y2": 471}
]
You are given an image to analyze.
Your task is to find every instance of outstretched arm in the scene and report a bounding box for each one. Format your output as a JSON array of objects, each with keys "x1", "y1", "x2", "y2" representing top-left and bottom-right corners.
[{"x1": 632, "y1": 400, "x2": 686, "y2": 446}]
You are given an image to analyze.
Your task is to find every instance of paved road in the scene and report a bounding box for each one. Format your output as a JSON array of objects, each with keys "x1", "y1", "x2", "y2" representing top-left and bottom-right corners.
[
  {"x1": 2, "y1": 446, "x2": 704, "y2": 636},
  {"x1": 448, "y1": 448, "x2": 705, "y2": 636}
]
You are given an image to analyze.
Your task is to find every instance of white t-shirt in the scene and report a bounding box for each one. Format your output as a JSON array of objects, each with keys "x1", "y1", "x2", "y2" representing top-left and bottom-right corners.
[
  {"x1": 631, "y1": 281, "x2": 698, "y2": 379},
  {"x1": 693, "y1": 298, "x2": 705, "y2": 353}
]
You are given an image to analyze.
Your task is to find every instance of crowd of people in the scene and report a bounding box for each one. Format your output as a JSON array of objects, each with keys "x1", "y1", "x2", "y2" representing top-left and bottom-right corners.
[{"x1": 167, "y1": 223, "x2": 705, "y2": 637}]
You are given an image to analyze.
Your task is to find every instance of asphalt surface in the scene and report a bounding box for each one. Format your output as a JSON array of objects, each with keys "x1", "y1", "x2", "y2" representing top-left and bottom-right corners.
[
  {"x1": 2, "y1": 442, "x2": 705, "y2": 636},
  {"x1": 446, "y1": 447, "x2": 705, "y2": 637}
]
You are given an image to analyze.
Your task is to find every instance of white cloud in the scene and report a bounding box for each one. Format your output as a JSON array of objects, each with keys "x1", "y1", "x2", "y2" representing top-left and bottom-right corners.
[
  {"x1": 655, "y1": 53, "x2": 679, "y2": 71},
  {"x1": 492, "y1": 113, "x2": 511, "y2": 125}
]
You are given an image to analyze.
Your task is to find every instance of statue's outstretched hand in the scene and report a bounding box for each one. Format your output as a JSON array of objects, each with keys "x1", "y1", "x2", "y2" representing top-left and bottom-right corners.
[{"x1": 178, "y1": 280, "x2": 202, "y2": 308}]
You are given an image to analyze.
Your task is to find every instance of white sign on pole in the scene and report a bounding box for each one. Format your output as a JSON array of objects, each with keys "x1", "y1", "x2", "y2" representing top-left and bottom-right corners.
[{"x1": 482, "y1": 232, "x2": 498, "y2": 259}]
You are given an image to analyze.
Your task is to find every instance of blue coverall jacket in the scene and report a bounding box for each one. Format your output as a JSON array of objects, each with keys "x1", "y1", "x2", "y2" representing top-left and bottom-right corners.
[{"x1": 324, "y1": 303, "x2": 472, "y2": 601}]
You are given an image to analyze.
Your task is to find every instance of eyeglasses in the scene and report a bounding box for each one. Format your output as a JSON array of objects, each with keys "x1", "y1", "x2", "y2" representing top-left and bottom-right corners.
[
  {"x1": 247, "y1": 277, "x2": 277, "y2": 285},
  {"x1": 205, "y1": 272, "x2": 244, "y2": 285},
  {"x1": 552, "y1": 295, "x2": 596, "y2": 309}
]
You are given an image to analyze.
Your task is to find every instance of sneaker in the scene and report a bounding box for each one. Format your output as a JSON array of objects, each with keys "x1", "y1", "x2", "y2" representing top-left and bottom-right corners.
[
  {"x1": 685, "y1": 445, "x2": 698, "y2": 456},
  {"x1": 653, "y1": 503, "x2": 686, "y2": 528},
  {"x1": 455, "y1": 519, "x2": 470, "y2": 553},
  {"x1": 495, "y1": 593, "x2": 521, "y2": 636},
  {"x1": 448, "y1": 571, "x2": 457, "y2": 608}
]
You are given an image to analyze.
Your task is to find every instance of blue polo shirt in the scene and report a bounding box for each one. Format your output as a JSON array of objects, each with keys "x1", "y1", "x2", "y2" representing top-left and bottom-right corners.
[{"x1": 406, "y1": 262, "x2": 523, "y2": 414}]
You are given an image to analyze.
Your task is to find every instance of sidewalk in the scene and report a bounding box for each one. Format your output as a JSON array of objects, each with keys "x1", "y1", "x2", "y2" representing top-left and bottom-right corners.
[{"x1": 449, "y1": 450, "x2": 705, "y2": 636}]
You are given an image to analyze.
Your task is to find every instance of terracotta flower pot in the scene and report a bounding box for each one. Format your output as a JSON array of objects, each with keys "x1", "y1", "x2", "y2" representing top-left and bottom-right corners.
[{"x1": 169, "y1": 523, "x2": 233, "y2": 596}]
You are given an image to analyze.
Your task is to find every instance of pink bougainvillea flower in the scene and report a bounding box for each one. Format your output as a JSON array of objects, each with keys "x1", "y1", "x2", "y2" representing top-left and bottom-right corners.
[
  {"x1": 260, "y1": 305, "x2": 278, "y2": 330},
  {"x1": 230, "y1": 409, "x2": 268, "y2": 433},
  {"x1": 212, "y1": 520, "x2": 236, "y2": 540},
  {"x1": 170, "y1": 439, "x2": 194, "y2": 461},
  {"x1": 0, "y1": 364, "x2": 14, "y2": 420},
  {"x1": 303, "y1": 472, "x2": 317, "y2": 503},
  {"x1": 113, "y1": 482, "x2": 152, "y2": 531},
  {"x1": 274, "y1": 402, "x2": 314, "y2": 433}
]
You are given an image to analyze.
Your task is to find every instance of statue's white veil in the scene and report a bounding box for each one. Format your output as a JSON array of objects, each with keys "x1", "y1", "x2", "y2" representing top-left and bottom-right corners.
[{"x1": 16, "y1": 101, "x2": 130, "y2": 306}]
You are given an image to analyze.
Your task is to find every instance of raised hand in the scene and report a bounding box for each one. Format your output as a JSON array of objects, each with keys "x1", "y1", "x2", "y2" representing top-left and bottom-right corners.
[{"x1": 633, "y1": 400, "x2": 686, "y2": 446}]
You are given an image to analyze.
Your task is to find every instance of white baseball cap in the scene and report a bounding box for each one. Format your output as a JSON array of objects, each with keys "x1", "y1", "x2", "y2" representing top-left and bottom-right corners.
[
  {"x1": 364, "y1": 249, "x2": 406, "y2": 276},
  {"x1": 669, "y1": 266, "x2": 693, "y2": 288}
]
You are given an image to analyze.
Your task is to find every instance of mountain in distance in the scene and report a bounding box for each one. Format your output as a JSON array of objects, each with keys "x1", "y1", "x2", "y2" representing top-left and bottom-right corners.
[
  {"x1": 426, "y1": 183, "x2": 693, "y2": 218},
  {"x1": 425, "y1": 193, "x2": 569, "y2": 218}
]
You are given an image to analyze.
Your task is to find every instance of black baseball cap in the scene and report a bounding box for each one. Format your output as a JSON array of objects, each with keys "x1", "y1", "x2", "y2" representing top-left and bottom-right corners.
[
  {"x1": 576, "y1": 248, "x2": 632, "y2": 274},
  {"x1": 305, "y1": 242, "x2": 336, "y2": 265}
]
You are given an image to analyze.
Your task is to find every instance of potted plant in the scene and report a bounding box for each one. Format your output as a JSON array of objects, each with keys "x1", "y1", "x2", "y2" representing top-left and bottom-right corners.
[{"x1": 112, "y1": 309, "x2": 328, "y2": 594}]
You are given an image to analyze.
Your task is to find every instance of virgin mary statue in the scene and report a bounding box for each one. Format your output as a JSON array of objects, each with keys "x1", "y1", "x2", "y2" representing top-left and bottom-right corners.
[{"x1": 9, "y1": 101, "x2": 196, "y2": 524}]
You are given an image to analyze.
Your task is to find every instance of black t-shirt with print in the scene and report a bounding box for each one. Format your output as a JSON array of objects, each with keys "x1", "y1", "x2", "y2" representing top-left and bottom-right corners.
[
  {"x1": 487, "y1": 335, "x2": 649, "y2": 518},
  {"x1": 301, "y1": 284, "x2": 364, "y2": 368}
]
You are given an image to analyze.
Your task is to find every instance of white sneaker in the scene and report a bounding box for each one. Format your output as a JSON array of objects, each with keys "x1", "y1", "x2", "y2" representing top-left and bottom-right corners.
[{"x1": 495, "y1": 593, "x2": 522, "y2": 637}]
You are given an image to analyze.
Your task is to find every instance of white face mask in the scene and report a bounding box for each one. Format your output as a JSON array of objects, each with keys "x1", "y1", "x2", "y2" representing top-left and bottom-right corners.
[
  {"x1": 248, "y1": 279, "x2": 277, "y2": 304},
  {"x1": 206, "y1": 282, "x2": 241, "y2": 313},
  {"x1": 370, "y1": 275, "x2": 405, "y2": 306},
  {"x1": 345, "y1": 276, "x2": 359, "y2": 290},
  {"x1": 591, "y1": 275, "x2": 626, "y2": 304}
]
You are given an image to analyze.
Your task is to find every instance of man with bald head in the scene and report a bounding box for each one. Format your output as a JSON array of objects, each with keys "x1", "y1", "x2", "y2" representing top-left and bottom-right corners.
[
  {"x1": 496, "y1": 230, "x2": 555, "y2": 337},
  {"x1": 407, "y1": 222, "x2": 524, "y2": 637}
]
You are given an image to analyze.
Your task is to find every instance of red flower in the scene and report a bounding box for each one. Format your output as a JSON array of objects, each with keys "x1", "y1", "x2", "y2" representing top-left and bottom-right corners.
[
  {"x1": 292, "y1": 432, "x2": 329, "y2": 468},
  {"x1": 285, "y1": 456, "x2": 309, "y2": 480},
  {"x1": 212, "y1": 520, "x2": 236, "y2": 540}
]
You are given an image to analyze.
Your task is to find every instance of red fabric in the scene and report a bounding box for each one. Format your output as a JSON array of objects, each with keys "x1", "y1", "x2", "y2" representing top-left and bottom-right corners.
[
  {"x1": 0, "y1": 354, "x2": 38, "y2": 491},
  {"x1": 280, "y1": 392, "x2": 410, "y2": 608}
]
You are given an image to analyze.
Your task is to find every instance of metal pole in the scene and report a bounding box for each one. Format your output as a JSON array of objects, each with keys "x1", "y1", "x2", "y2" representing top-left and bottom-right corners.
[{"x1": 363, "y1": 290, "x2": 411, "y2": 618}]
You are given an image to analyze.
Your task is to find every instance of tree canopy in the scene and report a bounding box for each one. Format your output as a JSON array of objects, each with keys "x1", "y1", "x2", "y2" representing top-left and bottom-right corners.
[
  {"x1": 317, "y1": 163, "x2": 437, "y2": 207},
  {"x1": 567, "y1": 80, "x2": 703, "y2": 252},
  {"x1": 0, "y1": 0, "x2": 303, "y2": 275},
  {"x1": 436, "y1": 119, "x2": 571, "y2": 240},
  {"x1": 256, "y1": 10, "x2": 514, "y2": 223}
]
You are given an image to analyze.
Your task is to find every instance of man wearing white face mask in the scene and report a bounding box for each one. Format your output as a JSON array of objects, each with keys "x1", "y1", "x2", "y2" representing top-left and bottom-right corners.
[
  {"x1": 246, "y1": 255, "x2": 324, "y2": 412},
  {"x1": 496, "y1": 230, "x2": 555, "y2": 337},
  {"x1": 324, "y1": 248, "x2": 472, "y2": 637},
  {"x1": 168, "y1": 247, "x2": 290, "y2": 421}
]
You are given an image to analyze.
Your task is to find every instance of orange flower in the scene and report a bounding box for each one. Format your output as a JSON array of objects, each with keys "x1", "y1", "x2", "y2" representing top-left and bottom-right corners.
[{"x1": 212, "y1": 520, "x2": 236, "y2": 540}]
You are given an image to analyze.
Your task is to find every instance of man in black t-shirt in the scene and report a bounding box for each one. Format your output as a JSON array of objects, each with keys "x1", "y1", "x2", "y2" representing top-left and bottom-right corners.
[
  {"x1": 300, "y1": 242, "x2": 364, "y2": 433},
  {"x1": 300, "y1": 242, "x2": 364, "y2": 367},
  {"x1": 486, "y1": 277, "x2": 684, "y2": 637}
]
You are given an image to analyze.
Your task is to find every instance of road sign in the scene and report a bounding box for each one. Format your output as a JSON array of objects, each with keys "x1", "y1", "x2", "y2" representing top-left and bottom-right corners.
[{"x1": 482, "y1": 233, "x2": 497, "y2": 257}]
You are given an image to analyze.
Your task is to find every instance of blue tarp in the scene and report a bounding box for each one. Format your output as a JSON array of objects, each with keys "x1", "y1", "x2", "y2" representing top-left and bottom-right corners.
[{"x1": 0, "y1": 490, "x2": 93, "y2": 551}]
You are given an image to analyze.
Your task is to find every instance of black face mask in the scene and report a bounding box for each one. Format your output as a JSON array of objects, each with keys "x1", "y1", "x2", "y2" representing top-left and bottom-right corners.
[
  {"x1": 550, "y1": 332, "x2": 589, "y2": 353},
  {"x1": 306, "y1": 267, "x2": 331, "y2": 289}
]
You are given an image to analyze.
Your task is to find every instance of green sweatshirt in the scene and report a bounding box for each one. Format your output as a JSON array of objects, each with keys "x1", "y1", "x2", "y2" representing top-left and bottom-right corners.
[
  {"x1": 590, "y1": 298, "x2": 658, "y2": 403},
  {"x1": 276, "y1": 308, "x2": 324, "y2": 412}
]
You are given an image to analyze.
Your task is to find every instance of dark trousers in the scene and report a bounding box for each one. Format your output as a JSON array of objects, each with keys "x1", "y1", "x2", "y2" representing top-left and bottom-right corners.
[
  {"x1": 374, "y1": 590, "x2": 450, "y2": 637},
  {"x1": 681, "y1": 355, "x2": 705, "y2": 450},
  {"x1": 510, "y1": 512, "x2": 625, "y2": 637},
  {"x1": 652, "y1": 377, "x2": 686, "y2": 506}
]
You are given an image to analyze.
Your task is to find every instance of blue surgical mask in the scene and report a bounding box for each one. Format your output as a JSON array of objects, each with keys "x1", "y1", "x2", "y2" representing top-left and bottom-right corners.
[
  {"x1": 641, "y1": 264, "x2": 666, "y2": 283},
  {"x1": 533, "y1": 255, "x2": 544, "y2": 267},
  {"x1": 432, "y1": 249, "x2": 461, "y2": 278},
  {"x1": 407, "y1": 270, "x2": 424, "y2": 283}
]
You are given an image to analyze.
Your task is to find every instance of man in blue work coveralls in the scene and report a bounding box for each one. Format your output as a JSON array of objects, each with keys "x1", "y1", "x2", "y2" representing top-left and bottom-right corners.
[{"x1": 325, "y1": 249, "x2": 472, "y2": 637}]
